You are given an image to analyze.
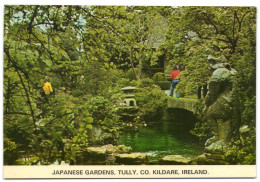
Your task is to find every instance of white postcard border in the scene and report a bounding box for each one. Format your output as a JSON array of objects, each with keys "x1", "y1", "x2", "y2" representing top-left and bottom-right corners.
[{"x1": 4, "y1": 165, "x2": 256, "y2": 179}]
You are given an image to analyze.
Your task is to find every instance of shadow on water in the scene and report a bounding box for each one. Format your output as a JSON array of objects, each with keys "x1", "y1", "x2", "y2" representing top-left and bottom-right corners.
[{"x1": 119, "y1": 109, "x2": 204, "y2": 164}]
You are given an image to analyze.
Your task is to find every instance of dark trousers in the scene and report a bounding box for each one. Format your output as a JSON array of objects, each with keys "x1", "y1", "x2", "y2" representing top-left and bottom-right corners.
[{"x1": 169, "y1": 80, "x2": 180, "y2": 97}]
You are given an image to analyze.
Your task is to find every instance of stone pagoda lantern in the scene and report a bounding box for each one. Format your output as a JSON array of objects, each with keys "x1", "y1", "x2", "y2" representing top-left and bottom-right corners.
[{"x1": 121, "y1": 86, "x2": 138, "y2": 107}]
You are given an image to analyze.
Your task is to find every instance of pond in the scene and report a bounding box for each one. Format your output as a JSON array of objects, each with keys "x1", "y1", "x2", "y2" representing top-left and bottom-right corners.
[{"x1": 119, "y1": 120, "x2": 204, "y2": 164}]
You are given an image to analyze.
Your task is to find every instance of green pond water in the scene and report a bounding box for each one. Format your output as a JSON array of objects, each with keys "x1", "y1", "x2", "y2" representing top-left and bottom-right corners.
[{"x1": 119, "y1": 120, "x2": 204, "y2": 164}]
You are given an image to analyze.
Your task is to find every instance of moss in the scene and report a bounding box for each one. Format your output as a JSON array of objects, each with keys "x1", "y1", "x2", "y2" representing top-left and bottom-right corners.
[{"x1": 167, "y1": 96, "x2": 198, "y2": 104}]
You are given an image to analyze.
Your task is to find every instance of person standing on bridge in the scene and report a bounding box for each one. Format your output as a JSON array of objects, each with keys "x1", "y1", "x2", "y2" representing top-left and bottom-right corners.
[{"x1": 169, "y1": 65, "x2": 181, "y2": 97}]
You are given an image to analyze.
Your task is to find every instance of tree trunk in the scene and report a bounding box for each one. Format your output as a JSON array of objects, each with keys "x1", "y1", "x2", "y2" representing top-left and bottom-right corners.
[
  {"x1": 129, "y1": 48, "x2": 140, "y2": 80},
  {"x1": 138, "y1": 56, "x2": 142, "y2": 80}
]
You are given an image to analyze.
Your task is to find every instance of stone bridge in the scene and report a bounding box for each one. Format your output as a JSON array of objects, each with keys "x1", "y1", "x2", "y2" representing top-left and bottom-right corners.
[{"x1": 166, "y1": 97, "x2": 198, "y2": 113}]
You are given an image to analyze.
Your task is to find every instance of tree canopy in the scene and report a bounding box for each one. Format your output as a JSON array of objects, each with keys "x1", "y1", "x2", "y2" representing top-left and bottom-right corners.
[{"x1": 4, "y1": 5, "x2": 256, "y2": 165}]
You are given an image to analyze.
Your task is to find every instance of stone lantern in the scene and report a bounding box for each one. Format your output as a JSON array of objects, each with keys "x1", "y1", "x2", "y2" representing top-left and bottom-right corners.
[{"x1": 121, "y1": 86, "x2": 138, "y2": 107}]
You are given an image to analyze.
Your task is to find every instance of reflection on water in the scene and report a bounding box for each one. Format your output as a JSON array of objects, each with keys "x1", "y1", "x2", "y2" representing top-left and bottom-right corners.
[{"x1": 119, "y1": 120, "x2": 204, "y2": 163}]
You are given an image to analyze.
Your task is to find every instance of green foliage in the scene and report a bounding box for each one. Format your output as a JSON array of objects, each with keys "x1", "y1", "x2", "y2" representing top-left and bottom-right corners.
[
  {"x1": 232, "y1": 50, "x2": 256, "y2": 127},
  {"x1": 161, "y1": 7, "x2": 256, "y2": 95},
  {"x1": 152, "y1": 72, "x2": 169, "y2": 90},
  {"x1": 102, "y1": 116, "x2": 121, "y2": 137},
  {"x1": 227, "y1": 42, "x2": 256, "y2": 164},
  {"x1": 152, "y1": 72, "x2": 166, "y2": 82},
  {"x1": 126, "y1": 68, "x2": 140, "y2": 80},
  {"x1": 4, "y1": 138, "x2": 18, "y2": 165},
  {"x1": 15, "y1": 156, "x2": 40, "y2": 165},
  {"x1": 31, "y1": 94, "x2": 93, "y2": 164},
  {"x1": 86, "y1": 96, "x2": 110, "y2": 122},
  {"x1": 160, "y1": 6, "x2": 256, "y2": 164},
  {"x1": 4, "y1": 91, "x2": 93, "y2": 164},
  {"x1": 225, "y1": 128, "x2": 256, "y2": 164},
  {"x1": 75, "y1": 62, "x2": 126, "y2": 98},
  {"x1": 72, "y1": 105, "x2": 93, "y2": 146},
  {"x1": 135, "y1": 84, "x2": 166, "y2": 121},
  {"x1": 190, "y1": 100, "x2": 212, "y2": 140},
  {"x1": 190, "y1": 121, "x2": 212, "y2": 140},
  {"x1": 137, "y1": 78, "x2": 154, "y2": 88},
  {"x1": 79, "y1": 61, "x2": 111, "y2": 96},
  {"x1": 155, "y1": 81, "x2": 170, "y2": 90},
  {"x1": 3, "y1": 5, "x2": 256, "y2": 165},
  {"x1": 114, "y1": 78, "x2": 131, "y2": 88},
  {"x1": 86, "y1": 95, "x2": 122, "y2": 142}
]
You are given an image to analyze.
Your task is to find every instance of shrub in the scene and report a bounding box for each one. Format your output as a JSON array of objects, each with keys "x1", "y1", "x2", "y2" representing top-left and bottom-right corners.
[
  {"x1": 135, "y1": 85, "x2": 166, "y2": 121},
  {"x1": 86, "y1": 96, "x2": 110, "y2": 122},
  {"x1": 71, "y1": 90, "x2": 85, "y2": 97},
  {"x1": 155, "y1": 81, "x2": 171, "y2": 90},
  {"x1": 225, "y1": 128, "x2": 256, "y2": 164},
  {"x1": 86, "y1": 95, "x2": 122, "y2": 144},
  {"x1": 138, "y1": 78, "x2": 154, "y2": 88},
  {"x1": 126, "y1": 68, "x2": 146, "y2": 80},
  {"x1": 126, "y1": 68, "x2": 139, "y2": 80},
  {"x1": 151, "y1": 72, "x2": 170, "y2": 90},
  {"x1": 4, "y1": 138, "x2": 18, "y2": 165},
  {"x1": 152, "y1": 72, "x2": 167, "y2": 82}
]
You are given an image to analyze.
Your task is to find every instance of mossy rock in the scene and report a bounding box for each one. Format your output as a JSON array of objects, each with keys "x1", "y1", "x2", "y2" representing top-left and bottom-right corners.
[
  {"x1": 160, "y1": 155, "x2": 192, "y2": 165},
  {"x1": 115, "y1": 153, "x2": 148, "y2": 165}
]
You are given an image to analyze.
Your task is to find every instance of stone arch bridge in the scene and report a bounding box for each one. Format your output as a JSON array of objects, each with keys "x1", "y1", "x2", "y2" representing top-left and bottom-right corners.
[{"x1": 166, "y1": 97, "x2": 199, "y2": 113}]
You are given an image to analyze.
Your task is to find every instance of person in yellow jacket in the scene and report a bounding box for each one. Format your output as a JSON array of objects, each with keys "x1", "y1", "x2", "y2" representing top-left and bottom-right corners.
[
  {"x1": 42, "y1": 81, "x2": 53, "y2": 95},
  {"x1": 37, "y1": 80, "x2": 54, "y2": 117},
  {"x1": 37, "y1": 79, "x2": 54, "y2": 113}
]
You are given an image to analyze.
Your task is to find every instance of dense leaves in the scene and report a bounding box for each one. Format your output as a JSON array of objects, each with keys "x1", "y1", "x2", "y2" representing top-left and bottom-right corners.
[
  {"x1": 4, "y1": 5, "x2": 256, "y2": 165},
  {"x1": 161, "y1": 7, "x2": 256, "y2": 163}
]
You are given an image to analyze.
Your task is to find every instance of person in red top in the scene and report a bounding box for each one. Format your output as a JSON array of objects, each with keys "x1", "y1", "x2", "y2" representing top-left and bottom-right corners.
[{"x1": 169, "y1": 65, "x2": 181, "y2": 97}]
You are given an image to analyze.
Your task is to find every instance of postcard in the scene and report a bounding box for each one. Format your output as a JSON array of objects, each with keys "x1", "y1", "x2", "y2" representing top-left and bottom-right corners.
[{"x1": 3, "y1": 4, "x2": 256, "y2": 179}]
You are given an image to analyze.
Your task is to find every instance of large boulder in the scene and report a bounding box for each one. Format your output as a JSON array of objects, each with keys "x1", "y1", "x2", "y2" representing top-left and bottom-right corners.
[
  {"x1": 115, "y1": 153, "x2": 148, "y2": 165},
  {"x1": 194, "y1": 153, "x2": 229, "y2": 165},
  {"x1": 205, "y1": 140, "x2": 227, "y2": 154},
  {"x1": 160, "y1": 155, "x2": 191, "y2": 165},
  {"x1": 88, "y1": 127, "x2": 116, "y2": 145},
  {"x1": 195, "y1": 154, "x2": 207, "y2": 164},
  {"x1": 85, "y1": 145, "x2": 110, "y2": 163},
  {"x1": 86, "y1": 144, "x2": 132, "y2": 154},
  {"x1": 84, "y1": 144, "x2": 132, "y2": 164}
]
